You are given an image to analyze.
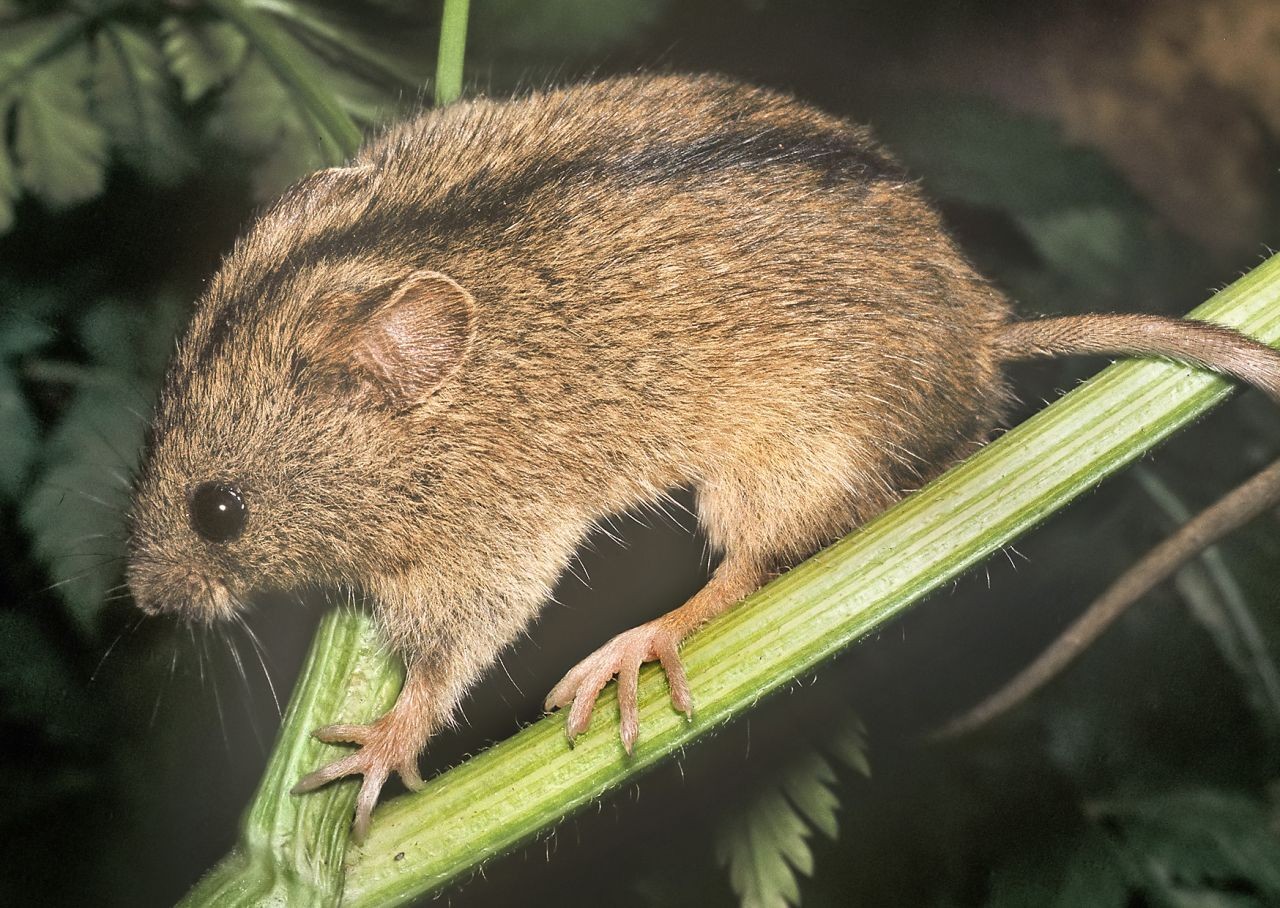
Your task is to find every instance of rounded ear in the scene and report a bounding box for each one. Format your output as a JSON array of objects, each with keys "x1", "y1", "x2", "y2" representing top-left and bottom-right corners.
[{"x1": 354, "y1": 270, "x2": 476, "y2": 404}]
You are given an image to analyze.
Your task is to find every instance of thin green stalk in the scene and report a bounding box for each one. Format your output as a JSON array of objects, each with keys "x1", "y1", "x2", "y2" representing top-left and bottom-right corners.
[
  {"x1": 178, "y1": 610, "x2": 403, "y2": 907},
  {"x1": 206, "y1": 0, "x2": 363, "y2": 159},
  {"x1": 433, "y1": 0, "x2": 470, "y2": 106},
  {"x1": 336, "y1": 254, "x2": 1280, "y2": 906}
]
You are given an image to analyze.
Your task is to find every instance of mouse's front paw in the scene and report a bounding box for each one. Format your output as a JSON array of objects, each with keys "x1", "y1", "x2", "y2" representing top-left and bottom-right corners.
[
  {"x1": 292, "y1": 717, "x2": 424, "y2": 842},
  {"x1": 544, "y1": 620, "x2": 692, "y2": 754}
]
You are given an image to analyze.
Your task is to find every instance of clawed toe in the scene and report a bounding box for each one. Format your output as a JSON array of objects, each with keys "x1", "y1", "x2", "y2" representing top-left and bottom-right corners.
[
  {"x1": 291, "y1": 750, "x2": 364, "y2": 794},
  {"x1": 312, "y1": 723, "x2": 372, "y2": 746},
  {"x1": 546, "y1": 623, "x2": 694, "y2": 752},
  {"x1": 398, "y1": 758, "x2": 424, "y2": 791}
]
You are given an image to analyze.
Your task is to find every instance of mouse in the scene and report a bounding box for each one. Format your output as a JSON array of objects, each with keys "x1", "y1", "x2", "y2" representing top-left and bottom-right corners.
[{"x1": 124, "y1": 73, "x2": 1280, "y2": 840}]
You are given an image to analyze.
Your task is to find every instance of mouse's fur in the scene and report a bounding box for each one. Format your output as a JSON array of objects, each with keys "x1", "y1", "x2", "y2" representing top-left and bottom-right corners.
[{"x1": 126, "y1": 74, "x2": 1280, "y2": 839}]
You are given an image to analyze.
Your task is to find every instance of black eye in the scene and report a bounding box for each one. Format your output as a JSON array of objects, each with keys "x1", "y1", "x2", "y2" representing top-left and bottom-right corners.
[{"x1": 189, "y1": 482, "x2": 247, "y2": 543}]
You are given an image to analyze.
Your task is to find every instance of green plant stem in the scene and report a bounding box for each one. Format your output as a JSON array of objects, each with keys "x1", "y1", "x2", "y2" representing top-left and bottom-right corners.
[
  {"x1": 205, "y1": 0, "x2": 363, "y2": 159},
  {"x1": 181, "y1": 252, "x2": 1280, "y2": 907},
  {"x1": 433, "y1": 0, "x2": 470, "y2": 106},
  {"x1": 178, "y1": 610, "x2": 403, "y2": 907},
  {"x1": 341, "y1": 256, "x2": 1280, "y2": 906}
]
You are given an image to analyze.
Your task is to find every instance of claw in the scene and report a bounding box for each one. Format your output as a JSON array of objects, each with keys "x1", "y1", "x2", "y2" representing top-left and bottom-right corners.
[
  {"x1": 654, "y1": 637, "x2": 693, "y2": 719},
  {"x1": 398, "y1": 758, "x2": 424, "y2": 791},
  {"x1": 352, "y1": 768, "x2": 388, "y2": 842}
]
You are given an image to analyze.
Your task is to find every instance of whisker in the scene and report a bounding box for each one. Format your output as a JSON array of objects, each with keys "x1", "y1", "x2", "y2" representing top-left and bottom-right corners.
[
  {"x1": 151, "y1": 642, "x2": 180, "y2": 730},
  {"x1": 223, "y1": 626, "x2": 265, "y2": 754},
  {"x1": 66, "y1": 531, "x2": 127, "y2": 546},
  {"x1": 51, "y1": 550, "x2": 125, "y2": 561},
  {"x1": 41, "y1": 483, "x2": 128, "y2": 515},
  {"x1": 234, "y1": 613, "x2": 281, "y2": 718},
  {"x1": 225, "y1": 626, "x2": 250, "y2": 698},
  {"x1": 203, "y1": 631, "x2": 231, "y2": 756},
  {"x1": 85, "y1": 422, "x2": 138, "y2": 480},
  {"x1": 41, "y1": 559, "x2": 126, "y2": 594},
  {"x1": 190, "y1": 624, "x2": 205, "y2": 689},
  {"x1": 89, "y1": 617, "x2": 140, "y2": 683}
]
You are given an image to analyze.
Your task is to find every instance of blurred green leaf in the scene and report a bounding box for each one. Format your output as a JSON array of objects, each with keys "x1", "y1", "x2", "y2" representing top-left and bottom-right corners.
[
  {"x1": 0, "y1": 610, "x2": 93, "y2": 743},
  {"x1": 1015, "y1": 207, "x2": 1149, "y2": 295},
  {"x1": 0, "y1": 365, "x2": 38, "y2": 499},
  {"x1": 21, "y1": 378, "x2": 143, "y2": 631},
  {"x1": 826, "y1": 715, "x2": 871, "y2": 778},
  {"x1": 92, "y1": 23, "x2": 196, "y2": 186},
  {"x1": 246, "y1": 0, "x2": 420, "y2": 90},
  {"x1": 870, "y1": 94, "x2": 1134, "y2": 217},
  {"x1": 717, "y1": 778, "x2": 816, "y2": 908},
  {"x1": 0, "y1": 12, "x2": 85, "y2": 92},
  {"x1": 77, "y1": 294, "x2": 186, "y2": 373},
  {"x1": 715, "y1": 716, "x2": 868, "y2": 908},
  {"x1": 13, "y1": 42, "x2": 108, "y2": 208},
  {"x1": 21, "y1": 297, "x2": 183, "y2": 629},
  {"x1": 0, "y1": 306, "x2": 52, "y2": 499},
  {"x1": 1093, "y1": 789, "x2": 1280, "y2": 905},
  {"x1": 160, "y1": 16, "x2": 247, "y2": 104},
  {"x1": 986, "y1": 789, "x2": 1280, "y2": 907},
  {"x1": 207, "y1": 50, "x2": 327, "y2": 196},
  {"x1": 0, "y1": 103, "x2": 18, "y2": 232},
  {"x1": 986, "y1": 828, "x2": 1131, "y2": 908},
  {"x1": 0, "y1": 306, "x2": 53, "y2": 357},
  {"x1": 1, "y1": 1, "x2": 403, "y2": 217},
  {"x1": 472, "y1": 0, "x2": 672, "y2": 55},
  {"x1": 866, "y1": 93, "x2": 1207, "y2": 308}
]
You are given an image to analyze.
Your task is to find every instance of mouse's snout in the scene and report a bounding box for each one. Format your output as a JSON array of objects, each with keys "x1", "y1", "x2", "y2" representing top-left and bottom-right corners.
[{"x1": 127, "y1": 559, "x2": 239, "y2": 624}]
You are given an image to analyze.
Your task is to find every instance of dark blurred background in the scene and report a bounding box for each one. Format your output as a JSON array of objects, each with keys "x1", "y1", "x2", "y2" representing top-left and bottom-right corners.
[{"x1": 3, "y1": 0, "x2": 1280, "y2": 905}]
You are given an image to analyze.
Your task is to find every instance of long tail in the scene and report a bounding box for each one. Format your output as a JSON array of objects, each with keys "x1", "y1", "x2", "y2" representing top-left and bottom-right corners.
[
  {"x1": 994, "y1": 314, "x2": 1280, "y2": 399},
  {"x1": 935, "y1": 314, "x2": 1280, "y2": 739}
]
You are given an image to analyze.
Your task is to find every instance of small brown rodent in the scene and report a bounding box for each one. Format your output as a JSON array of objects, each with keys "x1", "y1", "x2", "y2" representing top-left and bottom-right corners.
[{"x1": 125, "y1": 74, "x2": 1280, "y2": 840}]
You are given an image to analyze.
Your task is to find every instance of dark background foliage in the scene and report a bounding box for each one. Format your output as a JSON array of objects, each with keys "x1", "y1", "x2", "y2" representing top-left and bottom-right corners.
[{"x1": 3, "y1": 0, "x2": 1280, "y2": 905}]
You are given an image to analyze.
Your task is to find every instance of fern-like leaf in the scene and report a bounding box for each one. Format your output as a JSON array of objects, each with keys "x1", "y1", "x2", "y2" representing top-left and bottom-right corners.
[
  {"x1": 206, "y1": 49, "x2": 327, "y2": 196},
  {"x1": 1094, "y1": 789, "x2": 1280, "y2": 903},
  {"x1": 0, "y1": 106, "x2": 17, "y2": 232},
  {"x1": 159, "y1": 16, "x2": 247, "y2": 104},
  {"x1": 0, "y1": 364, "x2": 39, "y2": 500},
  {"x1": 92, "y1": 22, "x2": 196, "y2": 186},
  {"x1": 715, "y1": 716, "x2": 870, "y2": 908},
  {"x1": 21, "y1": 297, "x2": 183, "y2": 630},
  {"x1": 13, "y1": 43, "x2": 108, "y2": 208}
]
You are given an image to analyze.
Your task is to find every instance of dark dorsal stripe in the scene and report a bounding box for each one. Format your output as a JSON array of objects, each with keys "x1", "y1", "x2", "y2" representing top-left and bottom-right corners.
[{"x1": 193, "y1": 122, "x2": 906, "y2": 371}]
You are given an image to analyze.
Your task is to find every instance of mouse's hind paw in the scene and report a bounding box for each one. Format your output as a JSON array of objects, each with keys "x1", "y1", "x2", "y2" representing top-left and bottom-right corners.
[
  {"x1": 292, "y1": 717, "x2": 425, "y2": 841},
  {"x1": 545, "y1": 620, "x2": 692, "y2": 754}
]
